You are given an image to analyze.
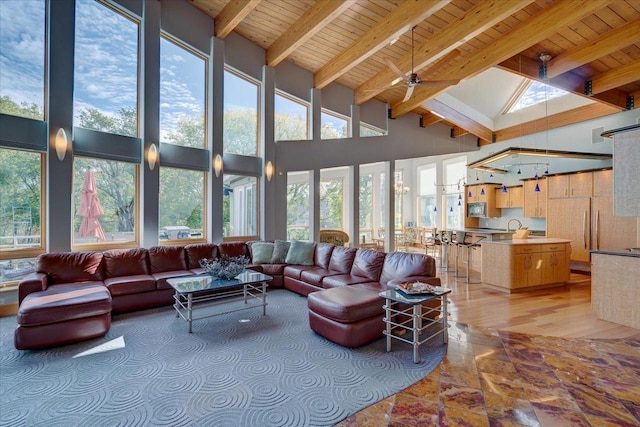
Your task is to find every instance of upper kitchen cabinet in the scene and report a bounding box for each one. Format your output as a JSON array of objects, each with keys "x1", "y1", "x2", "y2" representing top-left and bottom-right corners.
[
  {"x1": 466, "y1": 184, "x2": 500, "y2": 217},
  {"x1": 523, "y1": 179, "x2": 546, "y2": 218},
  {"x1": 548, "y1": 172, "x2": 593, "y2": 198},
  {"x1": 495, "y1": 186, "x2": 523, "y2": 209}
]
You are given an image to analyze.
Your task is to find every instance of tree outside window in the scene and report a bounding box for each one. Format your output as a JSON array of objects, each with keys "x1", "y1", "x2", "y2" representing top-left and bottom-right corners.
[
  {"x1": 224, "y1": 70, "x2": 259, "y2": 156},
  {"x1": 287, "y1": 172, "x2": 310, "y2": 240},
  {"x1": 320, "y1": 178, "x2": 343, "y2": 229},
  {"x1": 275, "y1": 92, "x2": 309, "y2": 141},
  {"x1": 321, "y1": 109, "x2": 349, "y2": 139},
  {"x1": 359, "y1": 173, "x2": 373, "y2": 240},
  {"x1": 73, "y1": 157, "x2": 136, "y2": 244},
  {"x1": 159, "y1": 167, "x2": 204, "y2": 241}
]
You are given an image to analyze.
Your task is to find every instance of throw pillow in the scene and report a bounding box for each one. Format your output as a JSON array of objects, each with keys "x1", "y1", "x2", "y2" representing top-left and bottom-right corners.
[
  {"x1": 271, "y1": 240, "x2": 291, "y2": 264},
  {"x1": 251, "y1": 242, "x2": 274, "y2": 264},
  {"x1": 285, "y1": 240, "x2": 316, "y2": 266}
]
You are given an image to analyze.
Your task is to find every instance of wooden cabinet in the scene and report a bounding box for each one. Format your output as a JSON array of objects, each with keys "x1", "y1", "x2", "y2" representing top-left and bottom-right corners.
[
  {"x1": 591, "y1": 195, "x2": 638, "y2": 251},
  {"x1": 523, "y1": 179, "x2": 546, "y2": 218},
  {"x1": 466, "y1": 184, "x2": 500, "y2": 217},
  {"x1": 592, "y1": 169, "x2": 612, "y2": 197},
  {"x1": 496, "y1": 186, "x2": 523, "y2": 208},
  {"x1": 481, "y1": 240, "x2": 571, "y2": 292},
  {"x1": 548, "y1": 172, "x2": 593, "y2": 198},
  {"x1": 547, "y1": 197, "x2": 591, "y2": 262}
]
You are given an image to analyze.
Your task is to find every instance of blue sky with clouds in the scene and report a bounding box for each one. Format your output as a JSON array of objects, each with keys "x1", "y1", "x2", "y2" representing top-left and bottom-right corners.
[{"x1": 0, "y1": 0, "x2": 45, "y2": 113}]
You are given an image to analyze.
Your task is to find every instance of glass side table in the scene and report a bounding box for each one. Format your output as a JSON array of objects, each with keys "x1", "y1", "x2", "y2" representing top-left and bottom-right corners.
[{"x1": 379, "y1": 284, "x2": 451, "y2": 363}]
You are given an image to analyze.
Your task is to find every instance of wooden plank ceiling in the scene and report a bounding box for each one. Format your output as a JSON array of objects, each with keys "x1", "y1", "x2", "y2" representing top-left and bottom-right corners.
[{"x1": 189, "y1": 0, "x2": 640, "y2": 143}]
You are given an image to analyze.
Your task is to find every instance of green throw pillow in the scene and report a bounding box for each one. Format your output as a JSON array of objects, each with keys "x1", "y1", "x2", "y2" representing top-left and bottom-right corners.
[
  {"x1": 285, "y1": 240, "x2": 316, "y2": 266},
  {"x1": 251, "y1": 242, "x2": 274, "y2": 264},
  {"x1": 271, "y1": 240, "x2": 291, "y2": 264}
]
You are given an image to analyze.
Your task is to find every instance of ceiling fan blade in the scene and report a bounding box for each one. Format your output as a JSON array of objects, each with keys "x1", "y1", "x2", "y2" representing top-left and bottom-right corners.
[
  {"x1": 419, "y1": 79, "x2": 460, "y2": 87},
  {"x1": 384, "y1": 57, "x2": 406, "y2": 80},
  {"x1": 402, "y1": 85, "x2": 415, "y2": 102},
  {"x1": 418, "y1": 49, "x2": 461, "y2": 80}
]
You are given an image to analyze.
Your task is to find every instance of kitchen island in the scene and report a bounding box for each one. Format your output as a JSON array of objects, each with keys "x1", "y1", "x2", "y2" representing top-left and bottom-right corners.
[
  {"x1": 481, "y1": 238, "x2": 571, "y2": 293},
  {"x1": 591, "y1": 249, "x2": 640, "y2": 329}
]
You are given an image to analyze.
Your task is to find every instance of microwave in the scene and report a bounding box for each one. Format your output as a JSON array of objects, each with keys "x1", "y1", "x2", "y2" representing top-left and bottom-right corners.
[{"x1": 467, "y1": 202, "x2": 487, "y2": 217}]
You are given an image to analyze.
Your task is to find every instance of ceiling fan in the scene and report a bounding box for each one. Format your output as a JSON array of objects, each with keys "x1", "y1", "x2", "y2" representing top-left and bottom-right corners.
[{"x1": 384, "y1": 27, "x2": 461, "y2": 102}]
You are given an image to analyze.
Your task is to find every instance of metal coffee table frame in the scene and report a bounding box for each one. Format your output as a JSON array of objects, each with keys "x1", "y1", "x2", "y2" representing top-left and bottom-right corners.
[
  {"x1": 167, "y1": 271, "x2": 272, "y2": 333},
  {"x1": 379, "y1": 286, "x2": 451, "y2": 363}
]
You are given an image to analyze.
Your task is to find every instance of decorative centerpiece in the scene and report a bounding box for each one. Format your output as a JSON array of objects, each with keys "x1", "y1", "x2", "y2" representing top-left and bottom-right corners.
[{"x1": 199, "y1": 255, "x2": 248, "y2": 280}]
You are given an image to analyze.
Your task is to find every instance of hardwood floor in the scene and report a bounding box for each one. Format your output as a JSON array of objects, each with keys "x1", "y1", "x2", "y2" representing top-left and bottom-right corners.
[{"x1": 437, "y1": 267, "x2": 640, "y2": 339}]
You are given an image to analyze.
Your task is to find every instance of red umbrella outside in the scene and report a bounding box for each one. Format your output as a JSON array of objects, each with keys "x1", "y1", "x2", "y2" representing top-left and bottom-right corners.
[{"x1": 77, "y1": 169, "x2": 106, "y2": 242}]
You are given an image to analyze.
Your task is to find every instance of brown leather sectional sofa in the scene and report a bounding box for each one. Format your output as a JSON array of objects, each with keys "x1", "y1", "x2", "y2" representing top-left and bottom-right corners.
[{"x1": 15, "y1": 241, "x2": 440, "y2": 350}]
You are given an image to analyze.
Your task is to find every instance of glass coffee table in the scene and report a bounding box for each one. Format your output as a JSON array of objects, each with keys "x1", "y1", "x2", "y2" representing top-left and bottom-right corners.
[
  {"x1": 379, "y1": 281, "x2": 451, "y2": 363},
  {"x1": 167, "y1": 271, "x2": 272, "y2": 333}
]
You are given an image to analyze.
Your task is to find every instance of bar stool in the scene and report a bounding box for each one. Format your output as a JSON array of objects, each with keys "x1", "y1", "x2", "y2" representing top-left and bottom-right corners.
[
  {"x1": 439, "y1": 230, "x2": 453, "y2": 271},
  {"x1": 452, "y1": 231, "x2": 466, "y2": 279},
  {"x1": 456, "y1": 234, "x2": 485, "y2": 283}
]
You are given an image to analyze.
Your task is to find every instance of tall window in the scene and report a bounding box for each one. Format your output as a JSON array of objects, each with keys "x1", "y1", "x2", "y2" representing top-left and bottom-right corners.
[
  {"x1": 0, "y1": 148, "x2": 43, "y2": 286},
  {"x1": 286, "y1": 172, "x2": 310, "y2": 240},
  {"x1": 360, "y1": 123, "x2": 386, "y2": 137},
  {"x1": 418, "y1": 166, "x2": 436, "y2": 228},
  {"x1": 275, "y1": 92, "x2": 309, "y2": 141},
  {"x1": 0, "y1": 0, "x2": 45, "y2": 120},
  {"x1": 359, "y1": 173, "x2": 374, "y2": 240},
  {"x1": 320, "y1": 168, "x2": 345, "y2": 229},
  {"x1": 74, "y1": 0, "x2": 139, "y2": 137},
  {"x1": 394, "y1": 170, "x2": 405, "y2": 230},
  {"x1": 321, "y1": 109, "x2": 350, "y2": 139},
  {"x1": 159, "y1": 36, "x2": 206, "y2": 148},
  {"x1": 444, "y1": 158, "x2": 466, "y2": 230},
  {"x1": 73, "y1": 158, "x2": 137, "y2": 245},
  {"x1": 223, "y1": 69, "x2": 259, "y2": 156},
  {"x1": 223, "y1": 175, "x2": 258, "y2": 238},
  {"x1": 159, "y1": 168, "x2": 205, "y2": 241}
]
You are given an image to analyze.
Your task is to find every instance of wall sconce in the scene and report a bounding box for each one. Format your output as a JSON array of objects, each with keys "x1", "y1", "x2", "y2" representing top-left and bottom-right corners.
[
  {"x1": 265, "y1": 160, "x2": 274, "y2": 182},
  {"x1": 213, "y1": 154, "x2": 223, "y2": 177},
  {"x1": 147, "y1": 143, "x2": 158, "y2": 171},
  {"x1": 54, "y1": 128, "x2": 68, "y2": 161}
]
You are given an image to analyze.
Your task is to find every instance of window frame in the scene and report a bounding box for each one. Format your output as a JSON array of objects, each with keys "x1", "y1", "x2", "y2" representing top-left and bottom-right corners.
[
  {"x1": 320, "y1": 108, "x2": 351, "y2": 140},
  {"x1": 159, "y1": 33, "x2": 208, "y2": 149},
  {"x1": 221, "y1": 173, "x2": 260, "y2": 242},
  {"x1": 223, "y1": 66, "x2": 261, "y2": 156},
  {"x1": 71, "y1": 158, "x2": 141, "y2": 251},
  {"x1": 359, "y1": 122, "x2": 386, "y2": 137},
  {"x1": 274, "y1": 90, "x2": 310, "y2": 141}
]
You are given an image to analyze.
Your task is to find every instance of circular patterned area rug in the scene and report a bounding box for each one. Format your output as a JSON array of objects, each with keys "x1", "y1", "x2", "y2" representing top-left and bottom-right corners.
[{"x1": 0, "y1": 289, "x2": 446, "y2": 426}]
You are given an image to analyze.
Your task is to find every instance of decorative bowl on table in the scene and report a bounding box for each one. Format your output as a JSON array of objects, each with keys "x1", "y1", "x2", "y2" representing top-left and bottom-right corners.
[
  {"x1": 199, "y1": 255, "x2": 248, "y2": 280},
  {"x1": 397, "y1": 281, "x2": 437, "y2": 295}
]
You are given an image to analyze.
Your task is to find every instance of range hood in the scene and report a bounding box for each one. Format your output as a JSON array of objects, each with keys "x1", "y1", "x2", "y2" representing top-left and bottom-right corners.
[{"x1": 467, "y1": 147, "x2": 612, "y2": 174}]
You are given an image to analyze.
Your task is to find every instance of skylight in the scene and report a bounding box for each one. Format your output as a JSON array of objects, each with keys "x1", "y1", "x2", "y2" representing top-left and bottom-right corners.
[{"x1": 507, "y1": 80, "x2": 569, "y2": 114}]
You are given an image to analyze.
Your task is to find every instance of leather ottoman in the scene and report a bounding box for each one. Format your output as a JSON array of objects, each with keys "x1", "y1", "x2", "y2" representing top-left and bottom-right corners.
[
  {"x1": 307, "y1": 285, "x2": 385, "y2": 348},
  {"x1": 15, "y1": 283, "x2": 112, "y2": 350}
]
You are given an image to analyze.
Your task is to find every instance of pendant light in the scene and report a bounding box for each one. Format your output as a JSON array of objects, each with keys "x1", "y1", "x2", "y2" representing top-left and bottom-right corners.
[
  {"x1": 480, "y1": 188, "x2": 485, "y2": 196},
  {"x1": 501, "y1": 185, "x2": 508, "y2": 193}
]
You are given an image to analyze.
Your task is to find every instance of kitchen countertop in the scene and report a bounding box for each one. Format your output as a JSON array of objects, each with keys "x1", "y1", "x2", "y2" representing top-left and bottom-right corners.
[
  {"x1": 481, "y1": 238, "x2": 571, "y2": 246},
  {"x1": 591, "y1": 249, "x2": 640, "y2": 258},
  {"x1": 453, "y1": 228, "x2": 545, "y2": 235}
]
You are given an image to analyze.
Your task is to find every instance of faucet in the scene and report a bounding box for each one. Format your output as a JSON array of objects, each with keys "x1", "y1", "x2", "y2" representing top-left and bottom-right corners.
[{"x1": 507, "y1": 219, "x2": 522, "y2": 232}]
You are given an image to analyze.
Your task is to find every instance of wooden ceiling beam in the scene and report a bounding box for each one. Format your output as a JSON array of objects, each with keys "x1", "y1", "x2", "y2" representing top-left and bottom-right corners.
[
  {"x1": 499, "y1": 55, "x2": 628, "y2": 110},
  {"x1": 588, "y1": 61, "x2": 640, "y2": 95},
  {"x1": 420, "y1": 113, "x2": 444, "y2": 128},
  {"x1": 451, "y1": 126, "x2": 470, "y2": 138},
  {"x1": 266, "y1": 0, "x2": 354, "y2": 67},
  {"x1": 355, "y1": 0, "x2": 534, "y2": 105},
  {"x1": 422, "y1": 99, "x2": 493, "y2": 142},
  {"x1": 313, "y1": 0, "x2": 450, "y2": 90},
  {"x1": 494, "y1": 103, "x2": 620, "y2": 142},
  {"x1": 214, "y1": 0, "x2": 261, "y2": 39},
  {"x1": 547, "y1": 17, "x2": 640, "y2": 78},
  {"x1": 390, "y1": 0, "x2": 615, "y2": 118}
]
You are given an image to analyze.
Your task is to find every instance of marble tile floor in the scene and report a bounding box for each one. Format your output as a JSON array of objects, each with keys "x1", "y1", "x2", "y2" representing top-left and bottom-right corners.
[
  {"x1": 337, "y1": 322, "x2": 640, "y2": 427},
  {"x1": 338, "y1": 252, "x2": 640, "y2": 426}
]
